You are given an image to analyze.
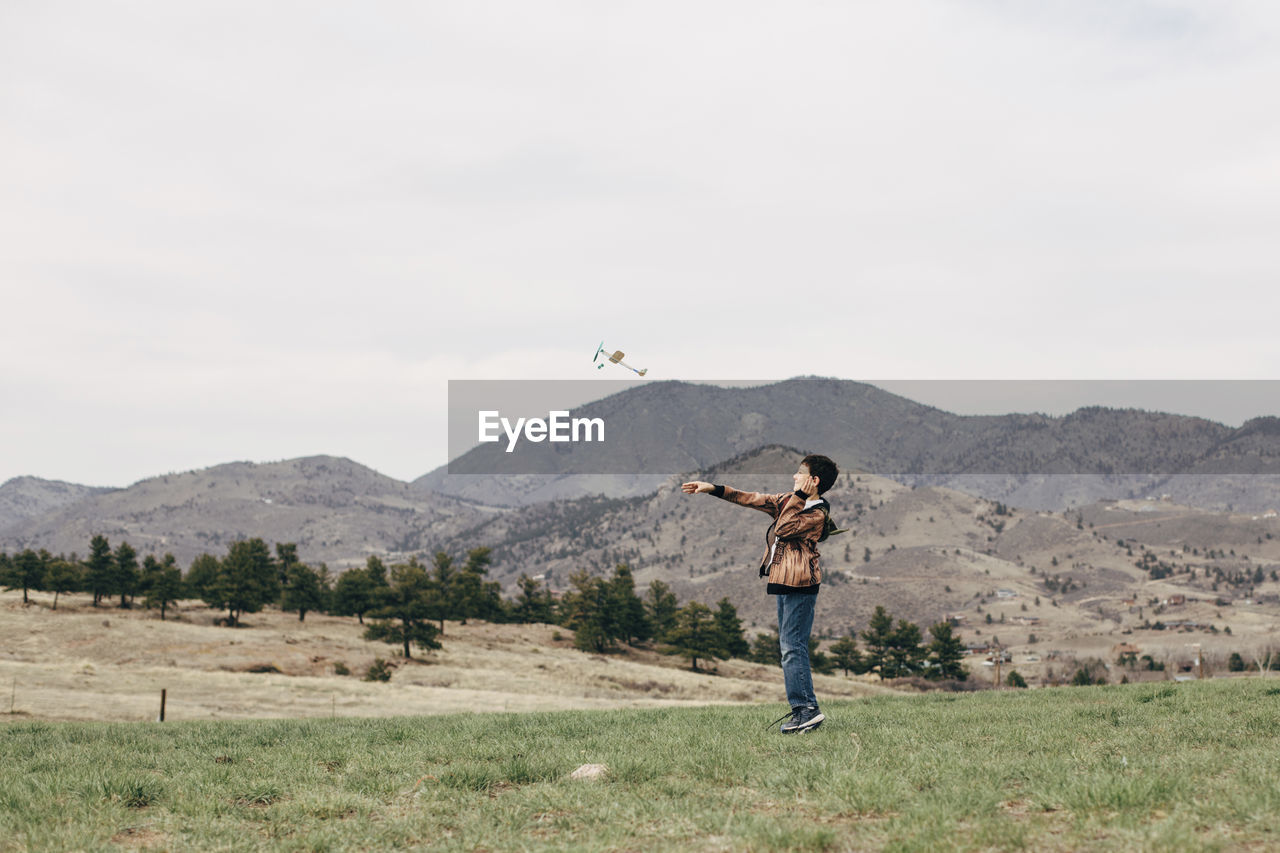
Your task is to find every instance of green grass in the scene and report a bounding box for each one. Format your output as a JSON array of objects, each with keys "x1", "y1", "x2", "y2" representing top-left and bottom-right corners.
[{"x1": 3, "y1": 679, "x2": 1279, "y2": 851}]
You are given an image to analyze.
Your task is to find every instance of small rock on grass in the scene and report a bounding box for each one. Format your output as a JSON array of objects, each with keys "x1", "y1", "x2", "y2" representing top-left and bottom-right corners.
[{"x1": 569, "y1": 763, "x2": 608, "y2": 781}]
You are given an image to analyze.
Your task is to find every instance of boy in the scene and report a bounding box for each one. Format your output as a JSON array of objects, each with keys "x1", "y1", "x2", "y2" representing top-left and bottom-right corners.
[{"x1": 681, "y1": 454, "x2": 840, "y2": 733}]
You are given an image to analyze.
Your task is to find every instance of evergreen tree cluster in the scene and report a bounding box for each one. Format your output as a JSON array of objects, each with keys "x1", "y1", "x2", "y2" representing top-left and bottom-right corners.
[
  {"x1": 2, "y1": 541, "x2": 967, "y2": 681},
  {"x1": 1, "y1": 536, "x2": 187, "y2": 617},
  {"x1": 735, "y1": 605, "x2": 968, "y2": 683},
  {"x1": 807, "y1": 605, "x2": 969, "y2": 682},
  {"x1": 550, "y1": 565, "x2": 751, "y2": 671},
  {"x1": 0, "y1": 539, "x2": 754, "y2": 669}
]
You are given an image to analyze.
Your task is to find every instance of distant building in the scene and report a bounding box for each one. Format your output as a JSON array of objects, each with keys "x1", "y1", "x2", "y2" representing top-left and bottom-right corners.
[
  {"x1": 996, "y1": 589, "x2": 1016, "y2": 599},
  {"x1": 1112, "y1": 643, "x2": 1142, "y2": 657}
]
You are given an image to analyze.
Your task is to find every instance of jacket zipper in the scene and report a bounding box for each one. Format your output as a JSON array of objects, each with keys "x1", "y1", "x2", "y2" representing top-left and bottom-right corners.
[
  {"x1": 760, "y1": 520, "x2": 776, "y2": 576},
  {"x1": 762, "y1": 498, "x2": 827, "y2": 581}
]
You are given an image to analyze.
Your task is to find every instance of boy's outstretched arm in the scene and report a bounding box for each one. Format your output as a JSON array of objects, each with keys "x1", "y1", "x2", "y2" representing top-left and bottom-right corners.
[{"x1": 681, "y1": 481, "x2": 781, "y2": 516}]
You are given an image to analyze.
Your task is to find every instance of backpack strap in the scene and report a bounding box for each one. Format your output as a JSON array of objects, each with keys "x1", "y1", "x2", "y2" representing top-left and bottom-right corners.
[{"x1": 817, "y1": 504, "x2": 849, "y2": 543}]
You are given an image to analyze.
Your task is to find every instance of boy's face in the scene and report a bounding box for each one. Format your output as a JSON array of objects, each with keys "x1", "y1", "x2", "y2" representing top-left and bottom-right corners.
[{"x1": 793, "y1": 463, "x2": 816, "y2": 495}]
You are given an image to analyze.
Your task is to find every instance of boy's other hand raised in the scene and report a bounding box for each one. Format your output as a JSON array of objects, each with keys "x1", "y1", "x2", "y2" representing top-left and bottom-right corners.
[{"x1": 681, "y1": 481, "x2": 714, "y2": 494}]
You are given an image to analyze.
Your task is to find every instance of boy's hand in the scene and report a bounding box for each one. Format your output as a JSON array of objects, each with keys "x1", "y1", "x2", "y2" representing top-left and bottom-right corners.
[
  {"x1": 681, "y1": 481, "x2": 714, "y2": 494},
  {"x1": 799, "y1": 475, "x2": 819, "y2": 498}
]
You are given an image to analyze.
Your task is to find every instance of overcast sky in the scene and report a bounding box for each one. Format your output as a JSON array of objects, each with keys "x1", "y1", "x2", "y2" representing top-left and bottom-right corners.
[{"x1": 4, "y1": 1, "x2": 1280, "y2": 488}]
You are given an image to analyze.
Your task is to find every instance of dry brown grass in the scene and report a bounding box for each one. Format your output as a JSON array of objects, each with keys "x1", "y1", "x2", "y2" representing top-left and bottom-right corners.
[
  {"x1": 0, "y1": 590, "x2": 894, "y2": 722},
  {"x1": 108, "y1": 827, "x2": 168, "y2": 849}
]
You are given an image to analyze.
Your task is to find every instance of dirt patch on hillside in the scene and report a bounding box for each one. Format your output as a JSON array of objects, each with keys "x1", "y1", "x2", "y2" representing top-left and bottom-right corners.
[{"x1": 0, "y1": 591, "x2": 894, "y2": 722}]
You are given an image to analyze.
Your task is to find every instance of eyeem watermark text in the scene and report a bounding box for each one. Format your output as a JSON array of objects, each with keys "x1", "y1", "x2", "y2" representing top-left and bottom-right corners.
[{"x1": 478, "y1": 410, "x2": 605, "y2": 452}]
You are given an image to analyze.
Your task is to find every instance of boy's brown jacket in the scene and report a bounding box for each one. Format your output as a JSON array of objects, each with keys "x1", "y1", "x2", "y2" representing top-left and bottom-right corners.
[{"x1": 711, "y1": 484, "x2": 828, "y2": 594}]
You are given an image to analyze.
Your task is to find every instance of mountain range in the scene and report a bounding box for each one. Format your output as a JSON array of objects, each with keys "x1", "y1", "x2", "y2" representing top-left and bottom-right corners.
[
  {"x1": 5, "y1": 379, "x2": 1280, "y2": 610},
  {"x1": 7, "y1": 378, "x2": 1279, "y2": 669},
  {"x1": 422, "y1": 379, "x2": 1280, "y2": 509}
]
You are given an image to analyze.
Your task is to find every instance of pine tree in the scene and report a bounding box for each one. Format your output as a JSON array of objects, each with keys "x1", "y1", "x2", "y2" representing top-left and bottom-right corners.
[
  {"x1": 450, "y1": 547, "x2": 502, "y2": 624},
  {"x1": 331, "y1": 564, "x2": 378, "y2": 624},
  {"x1": 512, "y1": 574, "x2": 554, "y2": 624},
  {"x1": 750, "y1": 631, "x2": 782, "y2": 666},
  {"x1": 885, "y1": 619, "x2": 926, "y2": 678},
  {"x1": 644, "y1": 580, "x2": 679, "y2": 642},
  {"x1": 860, "y1": 605, "x2": 895, "y2": 679},
  {"x1": 512, "y1": 574, "x2": 536, "y2": 623},
  {"x1": 609, "y1": 564, "x2": 652, "y2": 645},
  {"x1": 809, "y1": 636, "x2": 837, "y2": 675},
  {"x1": 282, "y1": 563, "x2": 326, "y2": 622},
  {"x1": 185, "y1": 553, "x2": 221, "y2": 603},
  {"x1": 210, "y1": 538, "x2": 278, "y2": 626},
  {"x1": 44, "y1": 557, "x2": 82, "y2": 610},
  {"x1": 112, "y1": 542, "x2": 139, "y2": 608},
  {"x1": 275, "y1": 542, "x2": 300, "y2": 605},
  {"x1": 713, "y1": 597, "x2": 750, "y2": 658},
  {"x1": 662, "y1": 601, "x2": 728, "y2": 671},
  {"x1": 313, "y1": 563, "x2": 333, "y2": 609},
  {"x1": 829, "y1": 633, "x2": 865, "y2": 676},
  {"x1": 560, "y1": 570, "x2": 617, "y2": 653},
  {"x1": 427, "y1": 551, "x2": 456, "y2": 632},
  {"x1": 85, "y1": 535, "x2": 113, "y2": 606},
  {"x1": 926, "y1": 621, "x2": 967, "y2": 680},
  {"x1": 4, "y1": 549, "x2": 45, "y2": 605},
  {"x1": 140, "y1": 554, "x2": 162, "y2": 599},
  {"x1": 364, "y1": 555, "x2": 388, "y2": 587},
  {"x1": 363, "y1": 561, "x2": 442, "y2": 658},
  {"x1": 39, "y1": 555, "x2": 79, "y2": 607},
  {"x1": 143, "y1": 554, "x2": 183, "y2": 620}
]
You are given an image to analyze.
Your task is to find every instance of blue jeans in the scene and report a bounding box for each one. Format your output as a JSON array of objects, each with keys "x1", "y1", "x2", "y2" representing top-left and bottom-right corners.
[{"x1": 777, "y1": 592, "x2": 818, "y2": 710}]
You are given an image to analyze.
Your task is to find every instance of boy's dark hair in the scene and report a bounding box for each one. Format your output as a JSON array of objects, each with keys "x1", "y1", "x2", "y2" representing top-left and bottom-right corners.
[{"x1": 802, "y1": 454, "x2": 839, "y2": 495}]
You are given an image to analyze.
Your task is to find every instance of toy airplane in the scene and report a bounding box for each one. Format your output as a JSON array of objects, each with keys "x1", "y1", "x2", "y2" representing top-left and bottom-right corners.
[{"x1": 592, "y1": 341, "x2": 648, "y2": 376}]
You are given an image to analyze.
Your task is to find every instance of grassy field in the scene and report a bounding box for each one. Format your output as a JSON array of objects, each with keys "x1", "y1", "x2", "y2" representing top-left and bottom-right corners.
[{"x1": 3, "y1": 678, "x2": 1279, "y2": 852}]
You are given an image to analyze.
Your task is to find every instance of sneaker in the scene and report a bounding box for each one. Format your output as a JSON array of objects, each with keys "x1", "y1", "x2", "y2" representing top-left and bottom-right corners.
[{"x1": 780, "y1": 706, "x2": 824, "y2": 734}]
